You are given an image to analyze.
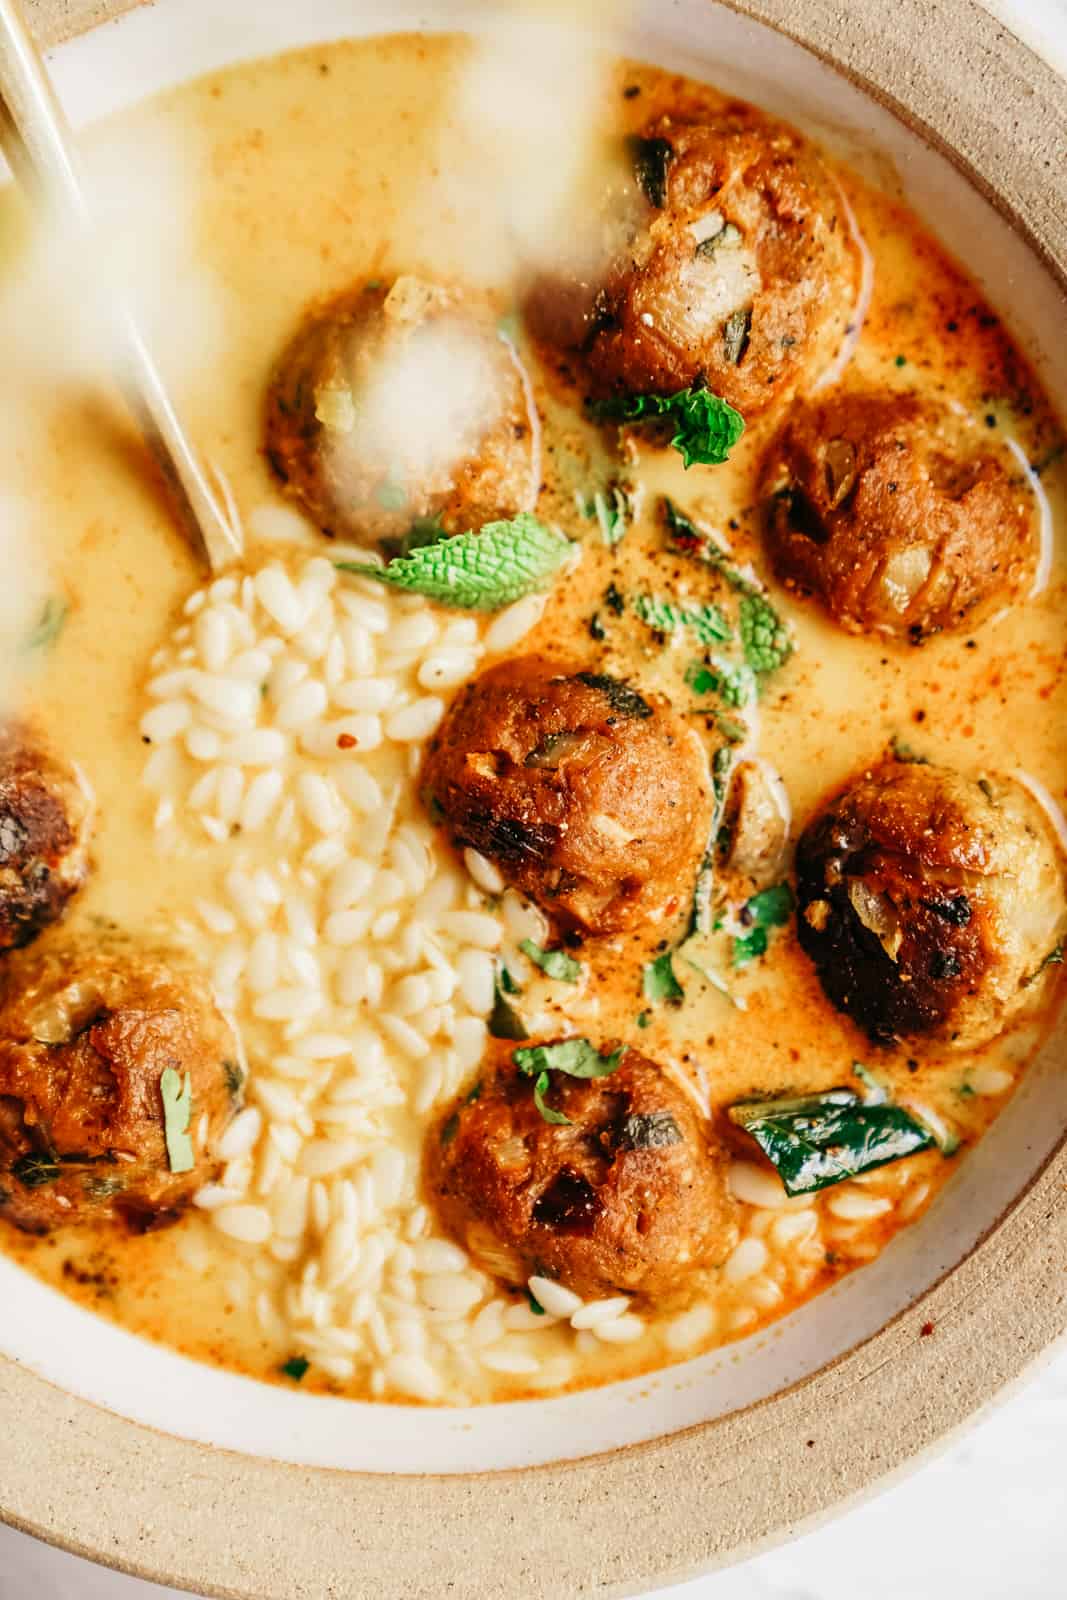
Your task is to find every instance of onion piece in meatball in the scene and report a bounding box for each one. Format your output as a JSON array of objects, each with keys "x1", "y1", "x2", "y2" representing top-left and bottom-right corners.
[
  {"x1": 795, "y1": 760, "x2": 1066, "y2": 1047},
  {"x1": 0, "y1": 720, "x2": 93, "y2": 951},
  {"x1": 761, "y1": 389, "x2": 1035, "y2": 641},
  {"x1": 0, "y1": 932, "x2": 238, "y2": 1233},
  {"x1": 531, "y1": 106, "x2": 857, "y2": 418},
  {"x1": 421, "y1": 657, "x2": 713, "y2": 937},
  {"x1": 265, "y1": 275, "x2": 540, "y2": 545},
  {"x1": 426, "y1": 1039, "x2": 738, "y2": 1306}
]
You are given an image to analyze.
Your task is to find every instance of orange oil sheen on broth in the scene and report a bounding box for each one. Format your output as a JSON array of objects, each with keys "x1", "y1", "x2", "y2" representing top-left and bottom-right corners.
[{"x1": 0, "y1": 34, "x2": 1064, "y2": 1405}]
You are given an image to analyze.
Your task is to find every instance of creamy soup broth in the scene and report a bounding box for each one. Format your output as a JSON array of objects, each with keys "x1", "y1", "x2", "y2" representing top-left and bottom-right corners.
[{"x1": 1, "y1": 34, "x2": 1065, "y2": 1405}]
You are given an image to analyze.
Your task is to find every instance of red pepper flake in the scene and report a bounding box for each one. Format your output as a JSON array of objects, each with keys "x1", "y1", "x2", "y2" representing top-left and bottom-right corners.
[
  {"x1": 336, "y1": 733, "x2": 358, "y2": 750},
  {"x1": 920, "y1": 1320, "x2": 935, "y2": 1338}
]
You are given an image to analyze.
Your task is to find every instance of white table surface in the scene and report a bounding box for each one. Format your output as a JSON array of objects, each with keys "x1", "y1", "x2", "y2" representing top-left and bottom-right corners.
[{"x1": 3, "y1": 1, "x2": 1066, "y2": 1596}]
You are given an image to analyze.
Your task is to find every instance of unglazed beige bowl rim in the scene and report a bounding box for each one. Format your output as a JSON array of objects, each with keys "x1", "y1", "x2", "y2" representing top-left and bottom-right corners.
[{"x1": 2, "y1": 1, "x2": 1066, "y2": 1595}]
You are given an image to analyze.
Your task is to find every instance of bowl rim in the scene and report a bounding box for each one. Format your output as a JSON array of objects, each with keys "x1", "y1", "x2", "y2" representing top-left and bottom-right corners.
[{"x1": 2, "y1": 0, "x2": 1066, "y2": 1595}]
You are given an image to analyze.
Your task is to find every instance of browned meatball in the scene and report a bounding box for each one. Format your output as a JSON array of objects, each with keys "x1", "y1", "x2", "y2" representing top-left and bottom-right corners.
[
  {"x1": 265, "y1": 274, "x2": 539, "y2": 544},
  {"x1": 762, "y1": 389, "x2": 1035, "y2": 641},
  {"x1": 422, "y1": 658, "x2": 712, "y2": 936},
  {"x1": 533, "y1": 107, "x2": 856, "y2": 417},
  {"x1": 796, "y1": 760, "x2": 1066, "y2": 1047},
  {"x1": 0, "y1": 720, "x2": 93, "y2": 950},
  {"x1": 0, "y1": 933, "x2": 238, "y2": 1233},
  {"x1": 427, "y1": 1039, "x2": 737, "y2": 1305}
]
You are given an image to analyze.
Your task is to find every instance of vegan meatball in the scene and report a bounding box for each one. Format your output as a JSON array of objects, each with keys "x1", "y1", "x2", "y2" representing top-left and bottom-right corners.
[
  {"x1": 0, "y1": 719, "x2": 93, "y2": 951},
  {"x1": 762, "y1": 389, "x2": 1035, "y2": 641},
  {"x1": 422, "y1": 657, "x2": 712, "y2": 937},
  {"x1": 795, "y1": 760, "x2": 1066, "y2": 1048},
  {"x1": 533, "y1": 107, "x2": 857, "y2": 417},
  {"x1": 0, "y1": 932, "x2": 238, "y2": 1233},
  {"x1": 427, "y1": 1039, "x2": 737, "y2": 1305},
  {"x1": 265, "y1": 274, "x2": 539, "y2": 544}
]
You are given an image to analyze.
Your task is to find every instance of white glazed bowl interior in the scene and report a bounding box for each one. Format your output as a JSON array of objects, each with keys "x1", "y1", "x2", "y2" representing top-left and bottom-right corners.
[{"x1": 3, "y1": 0, "x2": 1065, "y2": 1477}]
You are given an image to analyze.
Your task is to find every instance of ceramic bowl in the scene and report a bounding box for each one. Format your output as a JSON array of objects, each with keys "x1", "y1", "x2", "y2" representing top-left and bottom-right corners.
[{"x1": 1, "y1": 0, "x2": 1065, "y2": 1594}]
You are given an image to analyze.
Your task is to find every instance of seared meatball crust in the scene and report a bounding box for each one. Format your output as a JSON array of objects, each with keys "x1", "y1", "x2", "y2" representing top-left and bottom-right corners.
[
  {"x1": 422, "y1": 657, "x2": 713, "y2": 937},
  {"x1": 0, "y1": 720, "x2": 93, "y2": 951},
  {"x1": 762, "y1": 389, "x2": 1035, "y2": 641},
  {"x1": 265, "y1": 274, "x2": 538, "y2": 545},
  {"x1": 427, "y1": 1040, "x2": 738, "y2": 1305},
  {"x1": 0, "y1": 933, "x2": 237, "y2": 1233},
  {"x1": 796, "y1": 761, "x2": 1066, "y2": 1048},
  {"x1": 541, "y1": 107, "x2": 856, "y2": 416}
]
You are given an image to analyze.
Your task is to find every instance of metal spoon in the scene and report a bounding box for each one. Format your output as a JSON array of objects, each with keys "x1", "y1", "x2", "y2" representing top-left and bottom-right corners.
[{"x1": 0, "y1": 0, "x2": 242, "y2": 573}]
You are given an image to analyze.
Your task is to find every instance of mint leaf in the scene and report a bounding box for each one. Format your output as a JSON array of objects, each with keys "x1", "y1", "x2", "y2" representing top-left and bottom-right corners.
[
  {"x1": 160, "y1": 1067, "x2": 194, "y2": 1174},
  {"x1": 686, "y1": 655, "x2": 755, "y2": 709},
  {"x1": 336, "y1": 514, "x2": 571, "y2": 611},
  {"x1": 532, "y1": 1068, "x2": 572, "y2": 1125},
  {"x1": 519, "y1": 939, "x2": 583, "y2": 984},
  {"x1": 632, "y1": 592, "x2": 731, "y2": 646},
  {"x1": 642, "y1": 950, "x2": 684, "y2": 1007},
  {"x1": 590, "y1": 386, "x2": 744, "y2": 468},
  {"x1": 739, "y1": 593, "x2": 792, "y2": 678}
]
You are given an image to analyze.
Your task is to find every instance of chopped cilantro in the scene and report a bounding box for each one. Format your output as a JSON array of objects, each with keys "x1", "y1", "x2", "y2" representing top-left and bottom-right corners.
[
  {"x1": 23, "y1": 595, "x2": 69, "y2": 654},
  {"x1": 527, "y1": 1288, "x2": 546, "y2": 1316},
  {"x1": 515, "y1": 1039, "x2": 625, "y2": 1123},
  {"x1": 281, "y1": 1356, "x2": 310, "y2": 1382},
  {"x1": 733, "y1": 882, "x2": 794, "y2": 968},
  {"x1": 636, "y1": 1010, "x2": 652, "y2": 1029},
  {"x1": 663, "y1": 499, "x2": 758, "y2": 595},
  {"x1": 642, "y1": 950, "x2": 684, "y2": 1007},
  {"x1": 589, "y1": 386, "x2": 745, "y2": 469},
  {"x1": 1024, "y1": 940, "x2": 1065, "y2": 986},
  {"x1": 160, "y1": 1067, "x2": 195, "y2": 1174},
  {"x1": 337, "y1": 515, "x2": 572, "y2": 611},
  {"x1": 519, "y1": 939, "x2": 583, "y2": 983},
  {"x1": 580, "y1": 483, "x2": 631, "y2": 546},
  {"x1": 489, "y1": 971, "x2": 528, "y2": 1040}
]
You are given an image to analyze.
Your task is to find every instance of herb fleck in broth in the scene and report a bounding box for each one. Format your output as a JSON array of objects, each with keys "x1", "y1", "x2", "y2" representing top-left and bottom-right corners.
[{"x1": 1, "y1": 35, "x2": 1065, "y2": 1405}]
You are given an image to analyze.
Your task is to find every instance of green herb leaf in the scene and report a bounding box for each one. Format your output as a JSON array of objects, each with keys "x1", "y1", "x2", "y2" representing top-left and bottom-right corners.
[
  {"x1": 686, "y1": 655, "x2": 756, "y2": 710},
  {"x1": 11, "y1": 1152, "x2": 61, "y2": 1188},
  {"x1": 489, "y1": 971, "x2": 528, "y2": 1040},
  {"x1": 679, "y1": 939, "x2": 745, "y2": 1009},
  {"x1": 1025, "y1": 939, "x2": 1066, "y2": 986},
  {"x1": 532, "y1": 1068, "x2": 572, "y2": 1125},
  {"x1": 519, "y1": 939, "x2": 583, "y2": 984},
  {"x1": 632, "y1": 592, "x2": 732, "y2": 646},
  {"x1": 336, "y1": 515, "x2": 572, "y2": 612},
  {"x1": 223, "y1": 1058, "x2": 245, "y2": 1100},
  {"x1": 663, "y1": 499, "x2": 759, "y2": 595},
  {"x1": 642, "y1": 950, "x2": 684, "y2": 1007},
  {"x1": 527, "y1": 1287, "x2": 546, "y2": 1315},
  {"x1": 281, "y1": 1356, "x2": 310, "y2": 1382},
  {"x1": 889, "y1": 733, "x2": 929, "y2": 765},
  {"x1": 733, "y1": 882, "x2": 793, "y2": 968},
  {"x1": 23, "y1": 595, "x2": 68, "y2": 654},
  {"x1": 728, "y1": 1089, "x2": 934, "y2": 1195},
  {"x1": 739, "y1": 593, "x2": 792, "y2": 678},
  {"x1": 629, "y1": 134, "x2": 674, "y2": 207},
  {"x1": 515, "y1": 1039, "x2": 624, "y2": 1082},
  {"x1": 590, "y1": 386, "x2": 745, "y2": 469},
  {"x1": 580, "y1": 483, "x2": 632, "y2": 546},
  {"x1": 852, "y1": 1061, "x2": 890, "y2": 1105},
  {"x1": 160, "y1": 1067, "x2": 195, "y2": 1174}
]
